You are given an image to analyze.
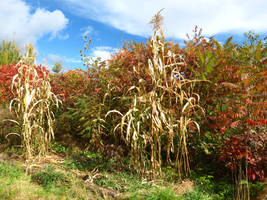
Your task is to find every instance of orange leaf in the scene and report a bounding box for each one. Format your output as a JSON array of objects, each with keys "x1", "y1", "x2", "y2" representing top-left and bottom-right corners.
[{"x1": 230, "y1": 120, "x2": 240, "y2": 128}]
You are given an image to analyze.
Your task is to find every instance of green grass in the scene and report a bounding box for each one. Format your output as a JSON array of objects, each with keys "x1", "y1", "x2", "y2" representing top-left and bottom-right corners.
[
  {"x1": 0, "y1": 161, "x2": 24, "y2": 179},
  {"x1": 0, "y1": 162, "x2": 24, "y2": 199},
  {"x1": 95, "y1": 171, "x2": 153, "y2": 193},
  {"x1": 0, "y1": 149, "x2": 244, "y2": 200},
  {"x1": 0, "y1": 161, "x2": 99, "y2": 200},
  {"x1": 63, "y1": 151, "x2": 121, "y2": 172},
  {"x1": 50, "y1": 141, "x2": 70, "y2": 154},
  {"x1": 183, "y1": 188, "x2": 214, "y2": 200},
  {"x1": 189, "y1": 171, "x2": 235, "y2": 199},
  {"x1": 31, "y1": 165, "x2": 68, "y2": 190},
  {"x1": 143, "y1": 187, "x2": 182, "y2": 200},
  {"x1": 0, "y1": 162, "x2": 44, "y2": 200}
]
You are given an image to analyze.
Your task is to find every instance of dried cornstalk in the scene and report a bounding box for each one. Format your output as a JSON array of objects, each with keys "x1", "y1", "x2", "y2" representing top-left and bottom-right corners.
[
  {"x1": 9, "y1": 54, "x2": 60, "y2": 159},
  {"x1": 107, "y1": 11, "x2": 204, "y2": 179}
]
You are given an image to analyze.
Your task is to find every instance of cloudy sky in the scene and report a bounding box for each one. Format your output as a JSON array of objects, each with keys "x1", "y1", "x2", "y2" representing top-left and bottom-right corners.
[{"x1": 0, "y1": 0, "x2": 266, "y2": 70}]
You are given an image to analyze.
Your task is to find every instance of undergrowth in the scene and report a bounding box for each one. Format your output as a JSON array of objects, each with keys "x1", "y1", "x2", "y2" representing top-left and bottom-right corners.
[
  {"x1": 31, "y1": 165, "x2": 68, "y2": 190},
  {"x1": 1, "y1": 145, "x2": 265, "y2": 200}
]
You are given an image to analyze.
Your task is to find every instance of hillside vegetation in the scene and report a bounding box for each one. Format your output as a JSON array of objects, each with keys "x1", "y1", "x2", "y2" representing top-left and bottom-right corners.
[{"x1": 0, "y1": 13, "x2": 266, "y2": 200}]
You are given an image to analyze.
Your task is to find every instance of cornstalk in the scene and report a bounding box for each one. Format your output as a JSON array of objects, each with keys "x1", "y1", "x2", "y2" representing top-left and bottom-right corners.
[{"x1": 9, "y1": 54, "x2": 60, "y2": 160}]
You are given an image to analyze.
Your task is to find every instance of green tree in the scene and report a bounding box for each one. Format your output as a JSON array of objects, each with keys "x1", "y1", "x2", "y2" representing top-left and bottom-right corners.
[
  {"x1": 52, "y1": 62, "x2": 62, "y2": 73},
  {"x1": 243, "y1": 30, "x2": 260, "y2": 46}
]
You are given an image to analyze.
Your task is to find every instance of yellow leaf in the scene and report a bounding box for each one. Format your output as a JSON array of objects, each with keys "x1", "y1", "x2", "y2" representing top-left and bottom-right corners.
[{"x1": 256, "y1": 85, "x2": 265, "y2": 92}]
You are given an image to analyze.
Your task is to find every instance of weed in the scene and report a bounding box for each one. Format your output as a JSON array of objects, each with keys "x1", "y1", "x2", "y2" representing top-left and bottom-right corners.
[
  {"x1": 51, "y1": 141, "x2": 69, "y2": 154},
  {"x1": 120, "y1": 172, "x2": 153, "y2": 192},
  {"x1": 4, "y1": 146, "x2": 24, "y2": 155},
  {"x1": 64, "y1": 154, "x2": 100, "y2": 171},
  {"x1": 0, "y1": 162, "x2": 23, "y2": 179},
  {"x1": 142, "y1": 187, "x2": 181, "y2": 200},
  {"x1": 63, "y1": 151, "x2": 120, "y2": 172},
  {"x1": 249, "y1": 181, "x2": 266, "y2": 198},
  {"x1": 189, "y1": 173, "x2": 235, "y2": 199},
  {"x1": 161, "y1": 166, "x2": 180, "y2": 182},
  {"x1": 147, "y1": 188, "x2": 180, "y2": 200},
  {"x1": 95, "y1": 171, "x2": 153, "y2": 193},
  {"x1": 31, "y1": 165, "x2": 68, "y2": 190},
  {"x1": 183, "y1": 188, "x2": 214, "y2": 200}
]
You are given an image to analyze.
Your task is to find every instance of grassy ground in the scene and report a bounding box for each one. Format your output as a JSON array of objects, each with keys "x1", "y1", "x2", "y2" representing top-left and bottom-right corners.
[{"x1": 0, "y1": 142, "x2": 265, "y2": 200}]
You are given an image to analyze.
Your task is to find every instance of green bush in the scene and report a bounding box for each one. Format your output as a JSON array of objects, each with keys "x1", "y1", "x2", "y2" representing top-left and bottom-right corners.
[
  {"x1": 144, "y1": 187, "x2": 181, "y2": 200},
  {"x1": 31, "y1": 165, "x2": 68, "y2": 189},
  {"x1": 183, "y1": 188, "x2": 213, "y2": 200},
  {"x1": 50, "y1": 141, "x2": 69, "y2": 154}
]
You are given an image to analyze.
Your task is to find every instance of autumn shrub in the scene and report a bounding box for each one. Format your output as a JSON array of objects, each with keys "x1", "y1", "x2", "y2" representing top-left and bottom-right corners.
[
  {"x1": 0, "y1": 44, "x2": 37, "y2": 106},
  {"x1": 220, "y1": 132, "x2": 266, "y2": 181},
  {"x1": 180, "y1": 28, "x2": 266, "y2": 199},
  {"x1": 50, "y1": 58, "x2": 114, "y2": 151},
  {"x1": 50, "y1": 69, "x2": 90, "y2": 106},
  {"x1": 50, "y1": 70, "x2": 90, "y2": 141},
  {"x1": 47, "y1": 17, "x2": 266, "y2": 200},
  {"x1": 0, "y1": 64, "x2": 19, "y2": 105}
]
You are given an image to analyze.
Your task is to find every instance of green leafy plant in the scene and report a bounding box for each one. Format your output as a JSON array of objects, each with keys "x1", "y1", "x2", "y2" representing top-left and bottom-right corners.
[
  {"x1": 144, "y1": 187, "x2": 181, "y2": 200},
  {"x1": 183, "y1": 188, "x2": 213, "y2": 200},
  {"x1": 178, "y1": 26, "x2": 266, "y2": 199},
  {"x1": 51, "y1": 141, "x2": 69, "y2": 154},
  {"x1": 95, "y1": 171, "x2": 153, "y2": 193},
  {"x1": 0, "y1": 162, "x2": 24, "y2": 179},
  {"x1": 31, "y1": 165, "x2": 68, "y2": 189}
]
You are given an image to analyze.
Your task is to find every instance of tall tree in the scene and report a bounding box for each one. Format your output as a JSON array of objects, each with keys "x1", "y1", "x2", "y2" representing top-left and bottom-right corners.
[{"x1": 52, "y1": 62, "x2": 62, "y2": 73}]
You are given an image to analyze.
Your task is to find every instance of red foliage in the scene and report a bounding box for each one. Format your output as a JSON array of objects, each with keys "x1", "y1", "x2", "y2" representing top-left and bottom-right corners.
[
  {"x1": 50, "y1": 69, "x2": 90, "y2": 106},
  {"x1": 0, "y1": 64, "x2": 18, "y2": 103},
  {"x1": 179, "y1": 27, "x2": 267, "y2": 182},
  {"x1": 220, "y1": 133, "x2": 266, "y2": 181},
  {"x1": 0, "y1": 63, "x2": 49, "y2": 105},
  {"x1": 108, "y1": 45, "x2": 149, "y2": 93},
  {"x1": 246, "y1": 118, "x2": 267, "y2": 126}
]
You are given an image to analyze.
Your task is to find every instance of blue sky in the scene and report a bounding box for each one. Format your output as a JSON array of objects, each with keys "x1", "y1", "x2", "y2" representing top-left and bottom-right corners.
[{"x1": 1, "y1": 0, "x2": 266, "y2": 71}]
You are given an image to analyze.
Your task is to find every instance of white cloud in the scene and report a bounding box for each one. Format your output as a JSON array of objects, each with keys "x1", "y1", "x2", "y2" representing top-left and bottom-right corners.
[
  {"x1": 42, "y1": 57, "x2": 52, "y2": 71},
  {"x1": 91, "y1": 46, "x2": 118, "y2": 61},
  {"x1": 65, "y1": 58, "x2": 82, "y2": 64},
  {"x1": 45, "y1": 47, "x2": 116, "y2": 71},
  {"x1": 44, "y1": 54, "x2": 82, "y2": 71},
  {"x1": 81, "y1": 26, "x2": 94, "y2": 37},
  {"x1": 57, "y1": 33, "x2": 70, "y2": 40},
  {"x1": 60, "y1": 0, "x2": 267, "y2": 38},
  {"x1": 47, "y1": 54, "x2": 64, "y2": 63},
  {"x1": 0, "y1": 0, "x2": 69, "y2": 47},
  {"x1": 47, "y1": 54, "x2": 82, "y2": 64}
]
